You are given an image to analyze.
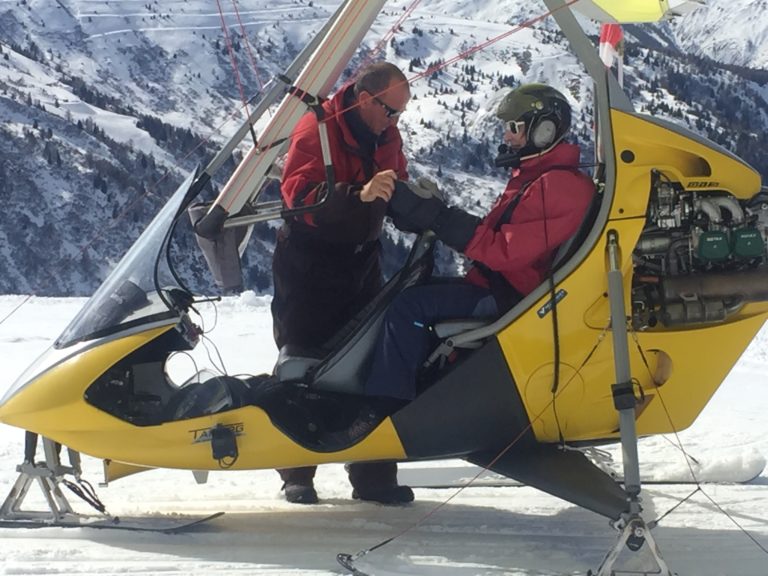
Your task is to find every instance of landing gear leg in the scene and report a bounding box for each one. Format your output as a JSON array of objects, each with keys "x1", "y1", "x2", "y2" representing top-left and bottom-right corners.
[
  {"x1": 591, "y1": 516, "x2": 671, "y2": 576},
  {"x1": 591, "y1": 231, "x2": 673, "y2": 576},
  {"x1": 0, "y1": 432, "x2": 97, "y2": 523}
]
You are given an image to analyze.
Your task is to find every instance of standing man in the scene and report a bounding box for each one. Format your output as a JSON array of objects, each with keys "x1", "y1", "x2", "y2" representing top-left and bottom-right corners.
[{"x1": 272, "y1": 62, "x2": 414, "y2": 505}]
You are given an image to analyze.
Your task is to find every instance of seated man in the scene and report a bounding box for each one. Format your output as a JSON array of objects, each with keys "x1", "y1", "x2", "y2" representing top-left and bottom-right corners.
[{"x1": 365, "y1": 83, "x2": 595, "y2": 401}]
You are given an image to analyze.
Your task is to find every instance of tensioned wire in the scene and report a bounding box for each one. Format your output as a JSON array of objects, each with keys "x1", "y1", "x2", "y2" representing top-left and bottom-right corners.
[
  {"x1": 629, "y1": 329, "x2": 768, "y2": 556},
  {"x1": 76, "y1": 0, "x2": 576, "y2": 260}
]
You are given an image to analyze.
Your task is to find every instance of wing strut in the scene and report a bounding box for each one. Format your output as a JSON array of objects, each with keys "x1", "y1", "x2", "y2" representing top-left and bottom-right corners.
[
  {"x1": 590, "y1": 231, "x2": 673, "y2": 576},
  {"x1": 197, "y1": 0, "x2": 388, "y2": 238}
]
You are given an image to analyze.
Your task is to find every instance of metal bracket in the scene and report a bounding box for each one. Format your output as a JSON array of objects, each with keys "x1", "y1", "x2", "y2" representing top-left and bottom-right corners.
[
  {"x1": 0, "y1": 434, "x2": 83, "y2": 523},
  {"x1": 590, "y1": 516, "x2": 673, "y2": 576}
]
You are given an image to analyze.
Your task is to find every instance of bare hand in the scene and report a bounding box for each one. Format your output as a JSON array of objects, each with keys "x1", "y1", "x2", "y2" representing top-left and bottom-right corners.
[{"x1": 360, "y1": 170, "x2": 397, "y2": 203}]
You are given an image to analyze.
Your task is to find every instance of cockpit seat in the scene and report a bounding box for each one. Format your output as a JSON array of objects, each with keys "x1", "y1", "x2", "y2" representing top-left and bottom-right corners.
[
  {"x1": 432, "y1": 318, "x2": 494, "y2": 339},
  {"x1": 274, "y1": 232, "x2": 437, "y2": 393},
  {"x1": 165, "y1": 375, "x2": 252, "y2": 421},
  {"x1": 274, "y1": 345, "x2": 324, "y2": 383}
]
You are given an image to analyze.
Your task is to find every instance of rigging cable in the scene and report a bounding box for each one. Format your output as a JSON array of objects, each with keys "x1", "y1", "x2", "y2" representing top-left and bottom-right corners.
[
  {"x1": 0, "y1": 295, "x2": 32, "y2": 327},
  {"x1": 405, "y1": 0, "x2": 580, "y2": 87},
  {"x1": 229, "y1": 0, "x2": 266, "y2": 91},
  {"x1": 286, "y1": 0, "x2": 581, "y2": 164},
  {"x1": 215, "y1": 0, "x2": 258, "y2": 146},
  {"x1": 629, "y1": 328, "x2": 768, "y2": 556},
  {"x1": 360, "y1": 0, "x2": 423, "y2": 70},
  {"x1": 339, "y1": 321, "x2": 612, "y2": 574}
]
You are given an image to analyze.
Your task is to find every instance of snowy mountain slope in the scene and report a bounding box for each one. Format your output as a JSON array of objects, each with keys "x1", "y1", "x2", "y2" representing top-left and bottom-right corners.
[
  {"x1": 669, "y1": 0, "x2": 768, "y2": 69},
  {"x1": 1, "y1": 0, "x2": 767, "y2": 296}
]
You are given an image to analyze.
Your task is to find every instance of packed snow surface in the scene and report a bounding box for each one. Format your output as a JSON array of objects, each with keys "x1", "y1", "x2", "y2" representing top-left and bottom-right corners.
[{"x1": 1, "y1": 294, "x2": 768, "y2": 575}]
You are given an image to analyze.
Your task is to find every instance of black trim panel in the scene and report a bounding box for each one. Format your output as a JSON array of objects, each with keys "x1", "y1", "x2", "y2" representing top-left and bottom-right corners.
[
  {"x1": 467, "y1": 446, "x2": 628, "y2": 520},
  {"x1": 392, "y1": 338, "x2": 533, "y2": 458}
]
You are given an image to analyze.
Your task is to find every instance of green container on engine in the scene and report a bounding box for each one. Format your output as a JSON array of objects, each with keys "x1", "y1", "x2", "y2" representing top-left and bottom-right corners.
[
  {"x1": 698, "y1": 231, "x2": 730, "y2": 261},
  {"x1": 732, "y1": 227, "x2": 765, "y2": 259}
]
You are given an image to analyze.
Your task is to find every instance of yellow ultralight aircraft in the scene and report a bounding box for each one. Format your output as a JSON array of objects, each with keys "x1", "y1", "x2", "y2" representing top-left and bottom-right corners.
[{"x1": 1, "y1": 1, "x2": 763, "y2": 574}]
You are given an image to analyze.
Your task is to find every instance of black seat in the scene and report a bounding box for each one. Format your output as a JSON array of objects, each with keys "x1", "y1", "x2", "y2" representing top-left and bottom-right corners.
[
  {"x1": 165, "y1": 375, "x2": 253, "y2": 421},
  {"x1": 275, "y1": 232, "x2": 436, "y2": 394},
  {"x1": 275, "y1": 179, "x2": 603, "y2": 396}
]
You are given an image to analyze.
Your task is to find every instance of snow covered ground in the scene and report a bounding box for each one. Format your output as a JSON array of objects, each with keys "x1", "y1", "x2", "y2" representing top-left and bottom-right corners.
[{"x1": 1, "y1": 294, "x2": 768, "y2": 575}]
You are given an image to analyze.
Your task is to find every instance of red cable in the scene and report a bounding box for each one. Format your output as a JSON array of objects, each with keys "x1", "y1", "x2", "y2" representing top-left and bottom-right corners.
[
  {"x1": 82, "y1": 0, "x2": 582, "y2": 250},
  {"x1": 215, "y1": 0, "x2": 252, "y2": 122},
  {"x1": 222, "y1": 0, "x2": 372, "y2": 211},
  {"x1": 229, "y1": 0, "x2": 265, "y2": 91},
  {"x1": 361, "y1": 0, "x2": 423, "y2": 70}
]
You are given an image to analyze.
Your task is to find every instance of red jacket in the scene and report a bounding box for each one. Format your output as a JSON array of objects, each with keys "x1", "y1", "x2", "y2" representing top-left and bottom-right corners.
[
  {"x1": 464, "y1": 142, "x2": 594, "y2": 296},
  {"x1": 280, "y1": 84, "x2": 408, "y2": 244}
]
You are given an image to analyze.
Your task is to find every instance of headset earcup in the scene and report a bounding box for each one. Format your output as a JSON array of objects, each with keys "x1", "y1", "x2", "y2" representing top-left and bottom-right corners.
[{"x1": 530, "y1": 118, "x2": 557, "y2": 148}]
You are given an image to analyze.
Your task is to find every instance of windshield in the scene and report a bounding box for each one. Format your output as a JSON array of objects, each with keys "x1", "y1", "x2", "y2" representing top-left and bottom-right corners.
[{"x1": 55, "y1": 170, "x2": 199, "y2": 348}]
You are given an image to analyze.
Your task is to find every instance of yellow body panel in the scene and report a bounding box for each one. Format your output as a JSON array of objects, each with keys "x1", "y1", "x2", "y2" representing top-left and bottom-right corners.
[
  {"x1": 609, "y1": 111, "x2": 761, "y2": 220},
  {"x1": 498, "y1": 109, "x2": 767, "y2": 443},
  {"x1": 0, "y1": 326, "x2": 175, "y2": 426},
  {"x1": 0, "y1": 326, "x2": 406, "y2": 470}
]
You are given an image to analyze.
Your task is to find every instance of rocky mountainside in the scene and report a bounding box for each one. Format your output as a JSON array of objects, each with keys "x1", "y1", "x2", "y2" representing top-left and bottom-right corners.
[{"x1": 1, "y1": 0, "x2": 766, "y2": 296}]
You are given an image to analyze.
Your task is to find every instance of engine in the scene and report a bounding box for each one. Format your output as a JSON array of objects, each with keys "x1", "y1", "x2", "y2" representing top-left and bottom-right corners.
[{"x1": 632, "y1": 171, "x2": 768, "y2": 329}]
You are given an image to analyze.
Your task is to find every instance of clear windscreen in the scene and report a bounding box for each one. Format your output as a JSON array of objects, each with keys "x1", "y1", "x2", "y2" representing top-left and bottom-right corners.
[{"x1": 55, "y1": 170, "x2": 199, "y2": 348}]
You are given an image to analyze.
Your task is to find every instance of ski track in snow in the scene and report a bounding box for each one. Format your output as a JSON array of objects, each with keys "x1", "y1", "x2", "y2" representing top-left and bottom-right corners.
[{"x1": 1, "y1": 294, "x2": 768, "y2": 575}]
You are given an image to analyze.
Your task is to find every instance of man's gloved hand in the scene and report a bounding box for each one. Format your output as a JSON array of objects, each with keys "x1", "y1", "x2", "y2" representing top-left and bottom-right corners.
[
  {"x1": 432, "y1": 205, "x2": 481, "y2": 252},
  {"x1": 389, "y1": 179, "x2": 482, "y2": 252},
  {"x1": 388, "y1": 180, "x2": 444, "y2": 233}
]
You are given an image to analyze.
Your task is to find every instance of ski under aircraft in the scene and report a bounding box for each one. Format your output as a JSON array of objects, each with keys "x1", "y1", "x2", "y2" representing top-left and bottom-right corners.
[{"x1": 1, "y1": 0, "x2": 765, "y2": 573}]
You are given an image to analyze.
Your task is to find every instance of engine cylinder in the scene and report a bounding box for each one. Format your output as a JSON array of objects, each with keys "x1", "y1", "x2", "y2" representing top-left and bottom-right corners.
[
  {"x1": 661, "y1": 299, "x2": 726, "y2": 326},
  {"x1": 661, "y1": 268, "x2": 768, "y2": 302}
]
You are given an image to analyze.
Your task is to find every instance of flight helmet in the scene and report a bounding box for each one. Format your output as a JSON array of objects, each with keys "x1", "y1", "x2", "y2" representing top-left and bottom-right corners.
[{"x1": 496, "y1": 83, "x2": 572, "y2": 158}]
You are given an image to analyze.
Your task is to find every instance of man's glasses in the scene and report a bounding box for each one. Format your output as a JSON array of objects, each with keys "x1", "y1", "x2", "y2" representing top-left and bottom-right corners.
[
  {"x1": 505, "y1": 120, "x2": 526, "y2": 135},
  {"x1": 373, "y1": 95, "x2": 403, "y2": 118}
]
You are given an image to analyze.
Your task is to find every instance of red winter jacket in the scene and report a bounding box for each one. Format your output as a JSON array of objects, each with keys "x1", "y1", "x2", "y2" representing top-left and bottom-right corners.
[
  {"x1": 464, "y1": 142, "x2": 594, "y2": 297},
  {"x1": 271, "y1": 84, "x2": 409, "y2": 349},
  {"x1": 280, "y1": 83, "x2": 408, "y2": 244}
]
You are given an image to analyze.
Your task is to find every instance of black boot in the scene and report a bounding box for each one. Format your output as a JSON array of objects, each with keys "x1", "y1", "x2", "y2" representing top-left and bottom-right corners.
[
  {"x1": 278, "y1": 466, "x2": 319, "y2": 504},
  {"x1": 283, "y1": 481, "x2": 319, "y2": 504},
  {"x1": 347, "y1": 461, "x2": 414, "y2": 505}
]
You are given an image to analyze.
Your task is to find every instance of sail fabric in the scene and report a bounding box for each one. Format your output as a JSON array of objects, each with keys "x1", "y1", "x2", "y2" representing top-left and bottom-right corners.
[{"x1": 574, "y1": 0, "x2": 706, "y2": 23}]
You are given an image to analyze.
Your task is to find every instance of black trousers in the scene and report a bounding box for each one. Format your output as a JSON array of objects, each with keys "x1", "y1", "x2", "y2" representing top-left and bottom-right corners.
[
  {"x1": 277, "y1": 462, "x2": 398, "y2": 491},
  {"x1": 272, "y1": 226, "x2": 399, "y2": 491},
  {"x1": 271, "y1": 226, "x2": 381, "y2": 349}
]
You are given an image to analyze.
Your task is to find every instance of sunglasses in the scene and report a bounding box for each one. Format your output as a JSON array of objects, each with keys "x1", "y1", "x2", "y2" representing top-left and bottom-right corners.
[
  {"x1": 505, "y1": 120, "x2": 526, "y2": 135},
  {"x1": 373, "y1": 95, "x2": 403, "y2": 118}
]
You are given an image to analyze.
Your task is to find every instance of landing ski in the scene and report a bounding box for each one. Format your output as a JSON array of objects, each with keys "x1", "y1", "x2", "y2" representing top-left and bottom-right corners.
[
  {"x1": 0, "y1": 511, "x2": 224, "y2": 533},
  {"x1": 400, "y1": 462, "x2": 766, "y2": 490}
]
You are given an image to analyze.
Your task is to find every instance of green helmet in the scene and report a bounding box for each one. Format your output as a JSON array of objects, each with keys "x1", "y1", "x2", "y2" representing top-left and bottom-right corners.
[{"x1": 496, "y1": 83, "x2": 572, "y2": 155}]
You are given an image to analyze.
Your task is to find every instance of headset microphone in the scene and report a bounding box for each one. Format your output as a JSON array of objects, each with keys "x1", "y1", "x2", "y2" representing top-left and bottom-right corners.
[{"x1": 494, "y1": 144, "x2": 521, "y2": 169}]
